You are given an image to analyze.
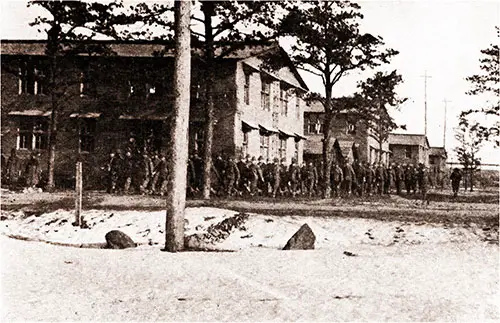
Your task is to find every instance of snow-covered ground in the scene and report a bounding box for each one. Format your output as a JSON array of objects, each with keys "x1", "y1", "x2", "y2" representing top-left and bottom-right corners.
[
  {"x1": 0, "y1": 206, "x2": 496, "y2": 249},
  {"x1": 0, "y1": 201, "x2": 498, "y2": 321}
]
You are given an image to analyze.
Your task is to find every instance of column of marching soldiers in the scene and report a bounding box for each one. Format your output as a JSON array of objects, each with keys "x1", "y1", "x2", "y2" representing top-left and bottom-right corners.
[{"x1": 105, "y1": 148, "x2": 432, "y2": 199}]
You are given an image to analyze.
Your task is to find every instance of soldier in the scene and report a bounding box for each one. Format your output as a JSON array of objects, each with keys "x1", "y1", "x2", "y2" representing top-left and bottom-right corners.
[
  {"x1": 330, "y1": 160, "x2": 343, "y2": 198},
  {"x1": 257, "y1": 156, "x2": 267, "y2": 195},
  {"x1": 288, "y1": 157, "x2": 300, "y2": 197},
  {"x1": 316, "y1": 161, "x2": 324, "y2": 196},
  {"x1": 353, "y1": 159, "x2": 366, "y2": 197},
  {"x1": 25, "y1": 152, "x2": 41, "y2": 188},
  {"x1": 152, "y1": 154, "x2": 168, "y2": 195},
  {"x1": 224, "y1": 156, "x2": 240, "y2": 196},
  {"x1": 384, "y1": 164, "x2": 394, "y2": 195},
  {"x1": 393, "y1": 163, "x2": 403, "y2": 195},
  {"x1": 279, "y1": 158, "x2": 289, "y2": 196},
  {"x1": 121, "y1": 151, "x2": 134, "y2": 193},
  {"x1": 6, "y1": 148, "x2": 22, "y2": 190},
  {"x1": 375, "y1": 162, "x2": 385, "y2": 195},
  {"x1": 237, "y1": 155, "x2": 250, "y2": 195},
  {"x1": 450, "y1": 168, "x2": 462, "y2": 197},
  {"x1": 409, "y1": 164, "x2": 418, "y2": 194},
  {"x1": 303, "y1": 162, "x2": 318, "y2": 197},
  {"x1": 137, "y1": 150, "x2": 153, "y2": 194},
  {"x1": 342, "y1": 159, "x2": 356, "y2": 197},
  {"x1": 271, "y1": 157, "x2": 282, "y2": 198},
  {"x1": 106, "y1": 150, "x2": 119, "y2": 194},
  {"x1": 417, "y1": 163, "x2": 430, "y2": 204},
  {"x1": 213, "y1": 155, "x2": 226, "y2": 196},
  {"x1": 248, "y1": 157, "x2": 260, "y2": 196}
]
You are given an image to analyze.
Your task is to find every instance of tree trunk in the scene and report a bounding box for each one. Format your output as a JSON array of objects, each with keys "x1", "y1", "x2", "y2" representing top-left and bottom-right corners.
[
  {"x1": 201, "y1": 2, "x2": 215, "y2": 200},
  {"x1": 46, "y1": 110, "x2": 58, "y2": 191},
  {"x1": 469, "y1": 169, "x2": 474, "y2": 192},
  {"x1": 322, "y1": 93, "x2": 334, "y2": 198},
  {"x1": 165, "y1": 0, "x2": 191, "y2": 252}
]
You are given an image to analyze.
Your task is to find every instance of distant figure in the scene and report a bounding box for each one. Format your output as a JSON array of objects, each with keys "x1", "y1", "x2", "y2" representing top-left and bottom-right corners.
[
  {"x1": 450, "y1": 168, "x2": 462, "y2": 197},
  {"x1": 6, "y1": 148, "x2": 22, "y2": 189},
  {"x1": 417, "y1": 163, "x2": 430, "y2": 205},
  {"x1": 25, "y1": 152, "x2": 41, "y2": 188}
]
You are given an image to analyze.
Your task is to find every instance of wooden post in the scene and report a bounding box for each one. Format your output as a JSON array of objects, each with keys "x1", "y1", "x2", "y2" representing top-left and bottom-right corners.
[
  {"x1": 165, "y1": 0, "x2": 191, "y2": 252},
  {"x1": 74, "y1": 160, "x2": 83, "y2": 227}
]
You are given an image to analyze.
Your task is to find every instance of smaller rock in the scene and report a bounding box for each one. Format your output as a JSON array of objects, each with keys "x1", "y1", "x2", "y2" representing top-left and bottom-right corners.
[
  {"x1": 105, "y1": 230, "x2": 136, "y2": 249},
  {"x1": 283, "y1": 223, "x2": 315, "y2": 250}
]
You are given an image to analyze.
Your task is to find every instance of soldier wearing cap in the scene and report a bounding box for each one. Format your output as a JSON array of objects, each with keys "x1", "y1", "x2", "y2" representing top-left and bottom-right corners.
[
  {"x1": 288, "y1": 157, "x2": 300, "y2": 197},
  {"x1": 224, "y1": 155, "x2": 240, "y2": 196},
  {"x1": 330, "y1": 160, "x2": 343, "y2": 198},
  {"x1": 271, "y1": 157, "x2": 282, "y2": 198},
  {"x1": 417, "y1": 162, "x2": 430, "y2": 204}
]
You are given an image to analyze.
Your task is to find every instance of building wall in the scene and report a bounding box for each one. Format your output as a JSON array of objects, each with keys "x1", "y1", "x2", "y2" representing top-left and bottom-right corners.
[
  {"x1": 234, "y1": 58, "x2": 305, "y2": 164},
  {"x1": 389, "y1": 144, "x2": 427, "y2": 166}
]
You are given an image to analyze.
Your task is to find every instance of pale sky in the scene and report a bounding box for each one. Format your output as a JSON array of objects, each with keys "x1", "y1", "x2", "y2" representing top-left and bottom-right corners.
[{"x1": 1, "y1": 0, "x2": 499, "y2": 163}]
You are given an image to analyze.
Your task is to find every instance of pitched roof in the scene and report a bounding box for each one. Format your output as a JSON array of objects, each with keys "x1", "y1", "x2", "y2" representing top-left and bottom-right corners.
[
  {"x1": 429, "y1": 147, "x2": 447, "y2": 157},
  {"x1": 388, "y1": 133, "x2": 430, "y2": 148}
]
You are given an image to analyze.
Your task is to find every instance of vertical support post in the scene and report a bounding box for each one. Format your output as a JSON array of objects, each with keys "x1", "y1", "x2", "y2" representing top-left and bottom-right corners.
[
  {"x1": 165, "y1": 0, "x2": 191, "y2": 252},
  {"x1": 74, "y1": 160, "x2": 83, "y2": 227}
]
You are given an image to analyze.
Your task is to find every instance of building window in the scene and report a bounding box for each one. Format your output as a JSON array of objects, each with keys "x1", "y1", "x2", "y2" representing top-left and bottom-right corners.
[
  {"x1": 17, "y1": 117, "x2": 49, "y2": 150},
  {"x1": 242, "y1": 131, "x2": 249, "y2": 157},
  {"x1": 244, "y1": 73, "x2": 250, "y2": 105},
  {"x1": 405, "y1": 146, "x2": 412, "y2": 158},
  {"x1": 279, "y1": 138, "x2": 287, "y2": 160},
  {"x1": 347, "y1": 121, "x2": 356, "y2": 135},
  {"x1": 261, "y1": 79, "x2": 271, "y2": 111},
  {"x1": 79, "y1": 119, "x2": 96, "y2": 153},
  {"x1": 260, "y1": 133, "x2": 270, "y2": 160},
  {"x1": 280, "y1": 86, "x2": 288, "y2": 116},
  {"x1": 19, "y1": 62, "x2": 45, "y2": 95},
  {"x1": 315, "y1": 120, "x2": 324, "y2": 134}
]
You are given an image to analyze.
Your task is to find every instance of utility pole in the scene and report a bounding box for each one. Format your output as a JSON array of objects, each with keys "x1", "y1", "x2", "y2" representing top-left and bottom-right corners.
[
  {"x1": 443, "y1": 99, "x2": 451, "y2": 148},
  {"x1": 420, "y1": 71, "x2": 432, "y2": 136},
  {"x1": 165, "y1": 0, "x2": 191, "y2": 252}
]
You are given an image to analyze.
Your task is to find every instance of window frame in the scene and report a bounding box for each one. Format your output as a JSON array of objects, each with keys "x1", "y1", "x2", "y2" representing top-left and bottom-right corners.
[
  {"x1": 405, "y1": 146, "x2": 412, "y2": 158},
  {"x1": 17, "y1": 117, "x2": 49, "y2": 151},
  {"x1": 79, "y1": 118, "x2": 97, "y2": 153},
  {"x1": 244, "y1": 73, "x2": 250, "y2": 105},
  {"x1": 260, "y1": 133, "x2": 270, "y2": 160},
  {"x1": 261, "y1": 79, "x2": 271, "y2": 111}
]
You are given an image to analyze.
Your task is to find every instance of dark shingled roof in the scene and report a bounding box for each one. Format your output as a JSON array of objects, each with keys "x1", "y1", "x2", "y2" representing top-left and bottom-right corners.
[{"x1": 388, "y1": 133, "x2": 430, "y2": 149}]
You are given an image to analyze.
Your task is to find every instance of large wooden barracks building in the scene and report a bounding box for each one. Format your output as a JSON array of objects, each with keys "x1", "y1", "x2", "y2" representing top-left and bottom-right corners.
[{"x1": 1, "y1": 40, "x2": 308, "y2": 188}]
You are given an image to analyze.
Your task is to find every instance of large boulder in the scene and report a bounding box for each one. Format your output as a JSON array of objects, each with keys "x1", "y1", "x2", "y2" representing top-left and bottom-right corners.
[
  {"x1": 105, "y1": 230, "x2": 137, "y2": 249},
  {"x1": 283, "y1": 223, "x2": 316, "y2": 250}
]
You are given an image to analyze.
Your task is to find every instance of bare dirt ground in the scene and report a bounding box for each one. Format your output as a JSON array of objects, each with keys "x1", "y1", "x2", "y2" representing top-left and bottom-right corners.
[{"x1": 0, "y1": 187, "x2": 498, "y2": 321}]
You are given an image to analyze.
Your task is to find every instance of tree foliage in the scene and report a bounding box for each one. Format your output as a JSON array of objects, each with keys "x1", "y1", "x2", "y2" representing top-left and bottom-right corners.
[
  {"x1": 278, "y1": 0, "x2": 398, "y2": 196},
  {"x1": 454, "y1": 126, "x2": 482, "y2": 191},
  {"x1": 357, "y1": 70, "x2": 407, "y2": 146},
  {"x1": 461, "y1": 26, "x2": 499, "y2": 147}
]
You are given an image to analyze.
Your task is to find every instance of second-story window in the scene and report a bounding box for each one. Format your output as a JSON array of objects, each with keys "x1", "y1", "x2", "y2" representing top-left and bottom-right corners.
[
  {"x1": 280, "y1": 86, "x2": 288, "y2": 116},
  {"x1": 261, "y1": 79, "x2": 271, "y2": 111},
  {"x1": 19, "y1": 62, "x2": 46, "y2": 95},
  {"x1": 260, "y1": 133, "x2": 270, "y2": 160},
  {"x1": 244, "y1": 73, "x2": 250, "y2": 105}
]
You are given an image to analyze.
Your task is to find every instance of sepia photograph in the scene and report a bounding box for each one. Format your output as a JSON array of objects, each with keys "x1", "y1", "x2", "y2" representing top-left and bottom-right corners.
[{"x1": 0, "y1": 0, "x2": 498, "y2": 321}]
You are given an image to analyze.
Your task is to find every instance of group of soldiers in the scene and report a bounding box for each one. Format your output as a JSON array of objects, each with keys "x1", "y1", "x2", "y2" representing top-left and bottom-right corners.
[
  {"x1": 107, "y1": 146, "x2": 433, "y2": 200},
  {"x1": 3, "y1": 148, "x2": 43, "y2": 189},
  {"x1": 203, "y1": 155, "x2": 432, "y2": 200}
]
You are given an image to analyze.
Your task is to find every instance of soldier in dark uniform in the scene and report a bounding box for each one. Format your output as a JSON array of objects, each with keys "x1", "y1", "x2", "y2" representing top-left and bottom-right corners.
[
  {"x1": 213, "y1": 155, "x2": 225, "y2": 196},
  {"x1": 279, "y1": 158, "x2": 289, "y2": 196},
  {"x1": 342, "y1": 159, "x2": 355, "y2": 197},
  {"x1": 288, "y1": 157, "x2": 300, "y2": 197},
  {"x1": 450, "y1": 168, "x2": 462, "y2": 197},
  {"x1": 152, "y1": 154, "x2": 168, "y2": 195},
  {"x1": 304, "y1": 161, "x2": 318, "y2": 197},
  {"x1": 248, "y1": 157, "x2": 260, "y2": 196},
  {"x1": 25, "y1": 152, "x2": 41, "y2": 188},
  {"x1": 316, "y1": 161, "x2": 324, "y2": 196},
  {"x1": 393, "y1": 163, "x2": 403, "y2": 195},
  {"x1": 6, "y1": 148, "x2": 22, "y2": 190},
  {"x1": 353, "y1": 160, "x2": 366, "y2": 197},
  {"x1": 330, "y1": 160, "x2": 343, "y2": 198},
  {"x1": 408, "y1": 164, "x2": 418, "y2": 194},
  {"x1": 237, "y1": 155, "x2": 249, "y2": 195},
  {"x1": 122, "y1": 151, "x2": 134, "y2": 194},
  {"x1": 375, "y1": 162, "x2": 385, "y2": 195},
  {"x1": 384, "y1": 164, "x2": 393, "y2": 195},
  {"x1": 271, "y1": 157, "x2": 282, "y2": 198},
  {"x1": 224, "y1": 156, "x2": 240, "y2": 196},
  {"x1": 106, "y1": 150, "x2": 119, "y2": 193},
  {"x1": 257, "y1": 156, "x2": 267, "y2": 195},
  {"x1": 137, "y1": 150, "x2": 153, "y2": 194},
  {"x1": 417, "y1": 163, "x2": 430, "y2": 204}
]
